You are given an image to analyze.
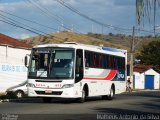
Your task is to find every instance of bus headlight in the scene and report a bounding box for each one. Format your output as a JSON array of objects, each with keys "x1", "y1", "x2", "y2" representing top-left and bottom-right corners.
[
  {"x1": 28, "y1": 83, "x2": 35, "y2": 88},
  {"x1": 62, "y1": 84, "x2": 74, "y2": 88}
]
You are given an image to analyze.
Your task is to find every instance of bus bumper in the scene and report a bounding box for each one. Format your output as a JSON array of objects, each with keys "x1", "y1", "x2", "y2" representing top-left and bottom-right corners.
[{"x1": 28, "y1": 87, "x2": 81, "y2": 98}]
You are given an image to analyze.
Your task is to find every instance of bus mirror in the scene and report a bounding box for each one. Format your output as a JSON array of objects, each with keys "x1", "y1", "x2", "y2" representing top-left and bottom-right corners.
[
  {"x1": 25, "y1": 56, "x2": 28, "y2": 67},
  {"x1": 25, "y1": 55, "x2": 30, "y2": 67}
]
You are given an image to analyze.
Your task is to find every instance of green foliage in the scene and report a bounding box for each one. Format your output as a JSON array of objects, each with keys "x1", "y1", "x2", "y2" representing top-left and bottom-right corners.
[
  {"x1": 64, "y1": 38, "x2": 69, "y2": 42},
  {"x1": 139, "y1": 41, "x2": 160, "y2": 68},
  {"x1": 136, "y1": 0, "x2": 160, "y2": 25},
  {"x1": 87, "y1": 33, "x2": 102, "y2": 39},
  {"x1": 42, "y1": 36, "x2": 48, "y2": 42},
  {"x1": 108, "y1": 33, "x2": 114, "y2": 36}
]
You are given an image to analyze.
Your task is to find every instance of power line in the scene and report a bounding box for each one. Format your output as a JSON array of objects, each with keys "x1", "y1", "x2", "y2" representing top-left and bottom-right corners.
[
  {"x1": 0, "y1": 0, "x2": 134, "y2": 35},
  {"x1": 25, "y1": 0, "x2": 62, "y2": 24},
  {"x1": 136, "y1": 28, "x2": 160, "y2": 35},
  {"x1": 0, "y1": 14, "x2": 79, "y2": 42},
  {"x1": 0, "y1": 1, "x2": 82, "y2": 39},
  {"x1": 24, "y1": 0, "x2": 76, "y2": 33},
  {"x1": 0, "y1": 10, "x2": 57, "y2": 31},
  {"x1": 55, "y1": 0, "x2": 160, "y2": 35},
  {"x1": 55, "y1": 0, "x2": 133, "y2": 33},
  {"x1": 1, "y1": 0, "x2": 159, "y2": 38},
  {"x1": 0, "y1": 19, "x2": 41, "y2": 35},
  {"x1": 34, "y1": 0, "x2": 82, "y2": 33},
  {"x1": 35, "y1": 0, "x2": 64, "y2": 22},
  {"x1": 0, "y1": 13, "x2": 48, "y2": 35}
]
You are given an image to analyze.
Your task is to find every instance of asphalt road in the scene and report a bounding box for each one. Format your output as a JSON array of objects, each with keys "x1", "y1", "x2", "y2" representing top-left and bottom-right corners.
[{"x1": 0, "y1": 91, "x2": 160, "y2": 120}]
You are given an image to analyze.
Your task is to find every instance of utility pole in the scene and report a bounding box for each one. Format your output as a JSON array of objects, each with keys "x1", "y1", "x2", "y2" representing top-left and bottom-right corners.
[
  {"x1": 61, "y1": 23, "x2": 64, "y2": 31},
  {"x1": 154, "y1": 0, "x2": 156, "y2": 36},
  {"x1": 91, "y1": 23, "x2": 94, "y2": 33},
  {"x1": 71, "y1": 24, "x2": 74, "y2": 32},
  {"x1": 130, "y1": 26, "x2": 135, "y2": 89},
  {"x1": 101, "y1": 25, "x2": 104, "y2": 35},
  {"x1": 101, "y1": 25, "x2": 104, "y2": 41}
]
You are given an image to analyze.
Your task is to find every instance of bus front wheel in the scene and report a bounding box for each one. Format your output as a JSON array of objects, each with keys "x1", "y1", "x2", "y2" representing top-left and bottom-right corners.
[{"x1": 77, "y1": 89, "x2": 86, "y2": 103}]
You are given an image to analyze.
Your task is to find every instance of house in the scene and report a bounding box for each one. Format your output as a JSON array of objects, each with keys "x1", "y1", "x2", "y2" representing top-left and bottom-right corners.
[
  {"x1": 133, "y1": 64, "x2": 160, "y2": 89},
  {"x1": 0, "y1": 34, "x2": 32, "y2": 93}
]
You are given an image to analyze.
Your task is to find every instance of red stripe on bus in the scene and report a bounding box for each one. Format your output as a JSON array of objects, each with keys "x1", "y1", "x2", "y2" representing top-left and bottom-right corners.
[{"x1": 84, "y1": 70, "x2": 117, "y2": 81}]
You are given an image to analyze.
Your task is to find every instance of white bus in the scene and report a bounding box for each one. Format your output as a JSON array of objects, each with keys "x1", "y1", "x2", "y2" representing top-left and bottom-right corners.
[{"x1": 25, "y1": 42, "x2": 127, "y2": 103}]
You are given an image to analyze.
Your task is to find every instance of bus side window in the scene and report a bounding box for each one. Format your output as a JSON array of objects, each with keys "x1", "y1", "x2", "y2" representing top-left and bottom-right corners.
[
  {"x1": 75, "y1": 49, "x2": 83, "y2": 83},
  {"x1": 85, "y1": 51, "x2": 90, "y2": 67}
]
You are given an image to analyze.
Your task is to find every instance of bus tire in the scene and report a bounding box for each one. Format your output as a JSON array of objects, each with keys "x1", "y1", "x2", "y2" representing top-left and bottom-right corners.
[
  {"x1": 77, "y1": 89, "x2": 86, "y2": 103},
  {"x1": 43, "y1": 97, "x2": 52, "y2": 103},
  {"x1": 108, "y1": 86, "x2": 115, "y2": 100}
]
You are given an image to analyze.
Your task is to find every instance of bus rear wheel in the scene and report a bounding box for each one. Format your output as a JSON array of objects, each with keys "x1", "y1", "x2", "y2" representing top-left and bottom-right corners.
[
  {"x1": 108, "y1": 86, "x2": 115, "y2": 100},
  {"x1": 102, "y1": 86, "x2": 115, "y2": 100}
]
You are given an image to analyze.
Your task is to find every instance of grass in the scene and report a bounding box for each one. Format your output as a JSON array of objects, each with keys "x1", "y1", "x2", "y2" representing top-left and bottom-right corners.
[{"x1": 23, "y1": 32, "x2": 129, "y2": 51}]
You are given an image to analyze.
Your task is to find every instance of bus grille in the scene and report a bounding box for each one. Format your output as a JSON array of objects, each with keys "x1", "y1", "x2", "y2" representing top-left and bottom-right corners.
[{"x1": 35, "y1": 91, "x2": 63, "y2": 95}]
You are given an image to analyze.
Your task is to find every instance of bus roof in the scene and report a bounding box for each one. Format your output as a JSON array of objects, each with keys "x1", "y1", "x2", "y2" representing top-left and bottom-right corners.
[
  {"x1": 33, "y1": 43, "x2": 127, "y2": 57},
  {"x1": 102, "y1": 47, "x2": 127, "y2": 53}
]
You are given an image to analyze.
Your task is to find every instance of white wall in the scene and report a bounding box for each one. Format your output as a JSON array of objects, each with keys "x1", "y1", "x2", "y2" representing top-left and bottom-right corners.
[
  {"x1": 145, "y1": 69, "x2": 160, "y2": 89},
  {"x1": 134, "y1": 72, "x2": 144, "y2": 89},
  {"x1": 0, "y1": 45, "x2": 31, "y2": 93},
  {"x1": 134, "y1": 69, "x2": 160, "y2": 89}
]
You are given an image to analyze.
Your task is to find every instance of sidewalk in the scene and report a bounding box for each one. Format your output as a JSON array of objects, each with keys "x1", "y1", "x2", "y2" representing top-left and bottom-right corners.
[{"x1": 133, "y1": 89, "x2": 160, "y2": 92}]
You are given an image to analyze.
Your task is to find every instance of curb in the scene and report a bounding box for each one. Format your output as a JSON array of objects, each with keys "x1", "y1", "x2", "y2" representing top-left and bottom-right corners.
[
  {"x1": 0, "y1": 97, "x2": 41, "y2": 103},
  {"x1": 0, "y1": 98, "x2": 32, "y2": 103},
  {"x1": 0, "y1": 99, "x2": 10, "y2": 103},
  {"x1": 132, "y1": 89, "x2": 160, "y2": 92}
]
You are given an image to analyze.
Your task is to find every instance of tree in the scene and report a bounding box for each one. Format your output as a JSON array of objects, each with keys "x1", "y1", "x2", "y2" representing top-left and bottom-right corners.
[
  {"x1": 139, "y1": 40, "x2": 160, "y2": 68},
  {"x1": 136, "y1": 0, "x2": 160, "y2": 33}
]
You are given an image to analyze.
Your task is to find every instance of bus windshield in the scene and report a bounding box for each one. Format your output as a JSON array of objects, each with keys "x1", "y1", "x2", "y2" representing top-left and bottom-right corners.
[{"x1": 28, "y1": 47, "x2": 75, "y2": 79}]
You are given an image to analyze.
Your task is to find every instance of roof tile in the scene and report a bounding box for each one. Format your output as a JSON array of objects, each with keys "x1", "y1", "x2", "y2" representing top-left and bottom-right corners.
[
  {"x1": 0, "y1": 34, "x2": 32, "y2": 48},
  {"x1": 134, "y1": 64, "x2": 153, "y2": 73}
]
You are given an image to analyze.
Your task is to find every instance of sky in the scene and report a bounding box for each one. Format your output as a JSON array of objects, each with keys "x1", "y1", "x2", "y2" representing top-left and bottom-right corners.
[{"x1": 0, "y1": 0, "x2": 160, "y2": 39}]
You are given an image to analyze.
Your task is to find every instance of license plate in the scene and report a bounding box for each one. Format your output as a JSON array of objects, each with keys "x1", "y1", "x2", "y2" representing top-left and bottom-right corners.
[{"x1": 45, "y1": 90, "x2": 52, "y2": 94}]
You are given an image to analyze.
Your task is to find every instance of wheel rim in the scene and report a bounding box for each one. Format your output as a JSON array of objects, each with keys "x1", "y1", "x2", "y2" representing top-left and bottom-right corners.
[
  {"x1": 17, "y1": 92, "x2": 23, "y2": 98},
  {"x1": 82, "y1": 90, "x2": 85, "y2": 99},
  {"x1": 110, "y1": 88, "x2": 114, "y2": 97}
]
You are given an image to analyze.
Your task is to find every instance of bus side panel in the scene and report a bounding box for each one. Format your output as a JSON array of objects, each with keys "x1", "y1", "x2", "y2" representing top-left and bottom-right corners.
[
  {"x1": 81, "y1": 80, "x2": 112, "y2": 97},
  {"x1": 82, "y1": 68, "x2": 126, "y2": 96},
  {"x1": 114, "y1": 81, "x2": 126, "y2": 94}
]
